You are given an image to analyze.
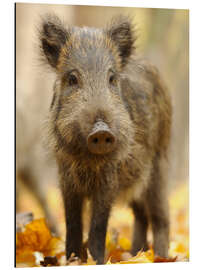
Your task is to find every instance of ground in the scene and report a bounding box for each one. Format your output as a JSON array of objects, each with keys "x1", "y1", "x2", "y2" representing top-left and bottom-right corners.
[{"x1": 16, "y1": 182, "x2": 189, "y2": 267}]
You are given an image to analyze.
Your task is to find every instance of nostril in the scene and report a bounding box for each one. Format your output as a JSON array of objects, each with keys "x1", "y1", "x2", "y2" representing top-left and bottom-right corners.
[
  {"x1": 93, "y1": 137, "x2": 98, "y2": 144},
  {"x1": 105, "y1": 137, "x2": 112, "y2": 143}
]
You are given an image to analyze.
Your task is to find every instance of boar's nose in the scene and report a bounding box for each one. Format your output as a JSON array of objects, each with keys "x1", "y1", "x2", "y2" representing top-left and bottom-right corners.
[{"x1": 87, "y1": 121, "x2": 116, "y2": 154}]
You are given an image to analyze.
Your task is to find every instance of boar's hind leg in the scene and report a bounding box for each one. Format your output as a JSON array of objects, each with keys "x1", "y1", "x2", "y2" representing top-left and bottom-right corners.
[
  {"x1": 130, "y1": 200, "x2": 149, "y2": 255},
  {"x1": 17, "y1": 169, "x2": 58, "y2": 235},
  {"x1": 63, "y1": 192, "x2": 84, "y2": 260},
  {"x1": 147, "y1": 155, "x2": 169, "y2": 258}
]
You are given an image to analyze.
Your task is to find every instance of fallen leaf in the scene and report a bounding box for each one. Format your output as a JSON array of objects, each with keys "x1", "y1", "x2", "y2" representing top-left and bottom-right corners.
[
  {"x1": 119, "y1": 249, "x2": 154, "y2": 264},
  {"x1": 16, "y1": 218, "x2": 62, "y2": 264},
  {"x1": 154, "y1": 256, "x2": 177, "y2": 263},
  {"x1": 118, "y1": 236, "x2": 131, "y2": 250}
]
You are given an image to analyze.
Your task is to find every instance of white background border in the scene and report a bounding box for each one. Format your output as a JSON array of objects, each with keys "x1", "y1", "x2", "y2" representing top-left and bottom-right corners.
[{"x1": 1, "y1": 0, "x2": 202, "y2": 269}]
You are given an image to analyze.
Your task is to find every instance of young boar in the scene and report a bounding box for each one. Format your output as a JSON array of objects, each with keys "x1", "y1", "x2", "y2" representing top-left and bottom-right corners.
[{"x1": 39, "y1": 14, "x2": 172, "y2": 264}]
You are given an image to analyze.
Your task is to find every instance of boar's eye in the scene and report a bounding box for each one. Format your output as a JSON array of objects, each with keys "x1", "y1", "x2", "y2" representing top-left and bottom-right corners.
[
  {"x1": 68, "y1": 74, "x2": 78, "y2": 86},
  {"x1": 109, "y1": 73, "x2": 117, "y2": 86}
]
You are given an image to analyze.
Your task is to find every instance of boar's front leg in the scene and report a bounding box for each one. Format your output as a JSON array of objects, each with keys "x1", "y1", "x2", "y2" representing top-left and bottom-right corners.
[
  {"x1": 88, "y1": 194, "x2": 113, "y2": 264},
  {"x1": 63, "y1": 189, "x2": 84, "y2": 260}
]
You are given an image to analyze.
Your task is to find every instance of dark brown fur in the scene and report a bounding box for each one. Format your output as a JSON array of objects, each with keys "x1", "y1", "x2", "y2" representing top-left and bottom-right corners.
[{"x1": 39, "y1": 14, "x2": 172, "y2": 264}]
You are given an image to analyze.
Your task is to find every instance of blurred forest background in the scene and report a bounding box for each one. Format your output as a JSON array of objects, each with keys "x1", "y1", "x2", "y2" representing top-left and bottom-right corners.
[{"x1": 16, "y1": 2, "x2": 189, "y2": 256}]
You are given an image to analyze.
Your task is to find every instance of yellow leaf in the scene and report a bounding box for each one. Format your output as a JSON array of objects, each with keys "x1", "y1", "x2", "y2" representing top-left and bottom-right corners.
[
  {"x1": 119, "y1": 249, "x2": 154, "y2": 264},
  {"x1": 106, "y1": 232, "x2": 117, "y2": 253},
  {"x1": 118, "y1": 236, "x2": 131, "y2": 250},
  {"x1": 106, "y1": 257, "x2": 112, "y2": 264},
  {"x1": 169, "y1": 241, "x2": 189, "y2": 259}
]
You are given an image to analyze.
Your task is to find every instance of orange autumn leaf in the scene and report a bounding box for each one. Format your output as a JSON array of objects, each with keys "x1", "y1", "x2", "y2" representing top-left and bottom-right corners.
[
  {"x1": 107, "y1": 248, "x2": 124, "y2": 263},
  {"x1": 16, "y1": 218, "x2": 52, "y2": 251},
  {"x1": 15, "y1": 251, "x2": 36, "y2": 266},
  {"x1": 154, "y1": 256, "x2": 177, "y2": 263},
  {"x1": 16, "y1": 218, "x2": 61, "y2": 264}
]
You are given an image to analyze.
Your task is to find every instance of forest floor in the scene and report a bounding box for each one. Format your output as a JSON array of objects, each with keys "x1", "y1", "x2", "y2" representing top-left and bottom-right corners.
[{"x1": 16, "y1": 182, "x2": 189, "y2": 267}]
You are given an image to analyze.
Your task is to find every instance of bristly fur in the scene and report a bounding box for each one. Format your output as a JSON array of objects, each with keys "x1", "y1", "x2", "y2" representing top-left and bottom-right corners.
[
  {"x1": 37, "y1": 13, "x2": 69, "y2": 70},
  {"x1": 105, "y1": 15, "x2": 137, "y2": 67},
  {"x1": 38, "y1": 13, "x2": 172, "y2": 264}
]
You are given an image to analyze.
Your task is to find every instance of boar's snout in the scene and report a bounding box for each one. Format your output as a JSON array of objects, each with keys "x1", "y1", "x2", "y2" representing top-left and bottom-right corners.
[{"x1": 87, "y1": 120, "x2": 116, "y2": 155}]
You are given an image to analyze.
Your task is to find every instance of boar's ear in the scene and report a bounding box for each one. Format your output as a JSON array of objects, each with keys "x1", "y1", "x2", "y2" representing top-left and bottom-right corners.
[
  {"x1": 106, "y1": 15, "x2": 136, "y2": 67},
  {"x1": 39, "y1": 14, "x2": 68, "y2": 70}
]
